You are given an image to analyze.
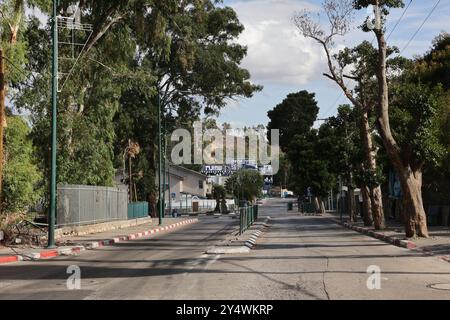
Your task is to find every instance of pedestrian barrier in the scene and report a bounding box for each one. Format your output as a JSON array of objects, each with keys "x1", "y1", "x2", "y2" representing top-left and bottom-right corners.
[
  {"x1": 127, "y1": 202, "x2": 149, "y2": 219},
  {"x1": 239, "y1": 205, "x2": 258, "y2": 235},
  {"x1": 302, "y1": 202, "x2": 316, "y2": 214},
  {"x1": 287, "y1": 202, "x2": 293, "y2": 211}
]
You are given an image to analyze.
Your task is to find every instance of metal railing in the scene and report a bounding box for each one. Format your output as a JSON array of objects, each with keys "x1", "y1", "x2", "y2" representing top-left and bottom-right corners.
[
  {"x1": 127, "y1": 202, "x2": 149, "y2": 219},
  {"x1": 239, "y1": 204, "x2": 258, "y2": 235}
]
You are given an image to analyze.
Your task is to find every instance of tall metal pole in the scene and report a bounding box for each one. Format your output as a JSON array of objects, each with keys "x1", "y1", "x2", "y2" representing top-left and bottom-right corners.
[
  {"x1": 162, "y1": 117, "x2": 166, "y2": 217},
  {"x1": 331, "y1": 188, "x2": 334, "y2": 211},
  {"x1": 339, "y1": 176, "x2": 343, "y2": 222},
  {"x1": 48, "y1": 0, "x2": 58, "y2": 248},
  {"x1": 157, "y1": 88, "x2": 163, "y2": 226},
  {"x1": 168, "y1": 159, "x2": 172, "y2": 215}
]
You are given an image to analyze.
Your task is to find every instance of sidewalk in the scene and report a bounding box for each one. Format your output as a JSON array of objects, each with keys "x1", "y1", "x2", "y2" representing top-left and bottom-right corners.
[
  {"x1": 325, "y1": 211, "x2": 450, "y2": 262},
  {"x1": 0, "y1": 217, "x2": 198, "y2": 265}
]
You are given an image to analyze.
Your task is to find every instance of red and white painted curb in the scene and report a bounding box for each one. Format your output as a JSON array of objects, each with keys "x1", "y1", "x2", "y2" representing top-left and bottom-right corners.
[
  {"x1": 339, "y1": 220, "x2": 418, "y2": 249},
  {"x1": 331, "y1": 218, "x2": 450, "y2": 263},
  {"x1": 0, "y1": 218, "x2": 198, "y2": 265},
  {"x1": 206, "y1": 217, "x2": 271, "y2": 254}
]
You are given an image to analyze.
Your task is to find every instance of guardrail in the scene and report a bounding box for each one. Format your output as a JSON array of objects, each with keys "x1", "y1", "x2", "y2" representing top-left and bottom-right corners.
[{"x1": 239, "y1": 205, "x2": 258, "y2": 235}]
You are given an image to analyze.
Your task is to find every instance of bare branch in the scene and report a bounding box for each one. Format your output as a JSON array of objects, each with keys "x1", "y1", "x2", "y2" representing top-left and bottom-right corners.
[
  {"x1": 293, "y1": 0, "x2": 359, "y2": 107},
  {"x1": 343, "y1": 74, "x2": 359, "y2": 80}
]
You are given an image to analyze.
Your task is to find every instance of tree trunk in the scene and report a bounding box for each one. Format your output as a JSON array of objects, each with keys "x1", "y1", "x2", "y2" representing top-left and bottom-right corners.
[
  {"x1": 347, "y1": 187, "x2": 357, "y2": 222},
  {"x1": 370, "y1": 185, "x2": 385, "y2": 229},
  {"x1": 361, "y1": 184, "x2": 373, "y2": 226},
  {"x1": 0, "y1": 50, "x2": 5, "y2": 214},
  {"x1": 214, "y1": 198, "x2": 220, "y2": 212},
  {"x1": 146, "y1": 142, "x2": 157, "y2": 218},
  {"x1": 313, "y1": 197, "x2": 320, "y2": 213},
  {"x1": 317, "y1": 197, "x2": 326, "y2": 214},
  {"x1": 374, "y1": 29, "x2": 428, "y2": 237},
  {"x1": 400, "y1": 168, "x2": 428, "y2": 238},
  {"x1": 359, "y1": 107, "x2": 385, "y2": 229},
  {"x1": 148, "y1": 190, "x2": 157, "y2": 218}
]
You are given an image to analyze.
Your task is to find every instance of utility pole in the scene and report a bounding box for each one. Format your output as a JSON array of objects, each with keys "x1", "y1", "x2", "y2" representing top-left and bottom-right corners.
[
  {"x1": 0, "y1": 49, "x2": 5, "y2": 214},
  {"x1": 48, "y1": 0, "x2": 58, "y2": 248},
  {"x1": 157, "y1": 88, "x2": 163, "y2": 226},
  {"x1": 168, "y1": 159, "x2": 172, "y2": 216},
  {"x1": 162, "y1": 116, "x2": 166, "y2": 217},
  {"x1": 339, "y1": 176, "x2": 343, "y2": 222}
]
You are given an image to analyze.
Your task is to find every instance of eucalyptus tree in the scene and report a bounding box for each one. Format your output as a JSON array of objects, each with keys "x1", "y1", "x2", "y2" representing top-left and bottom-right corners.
[
  {"x1": 124, "y1": 1, "x2": 262, "y2": 208},
  {"x1": 293, "y1": 0, "x2": 385, "y2": 229},
  {"x1": 0, "y1": 0, "x2": 42, "y2": 212},
  {"x1": 352, "y1": 0, "x2": 442, "y2": 237}
]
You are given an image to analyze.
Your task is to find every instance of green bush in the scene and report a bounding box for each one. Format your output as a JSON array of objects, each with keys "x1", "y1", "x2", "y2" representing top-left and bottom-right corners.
[
  {"x1": 225, "y1": 169, "x2": 263, "y2": 202},
  {"x1": 2, "y1": 116, "x2": 43, "y2": 213}
]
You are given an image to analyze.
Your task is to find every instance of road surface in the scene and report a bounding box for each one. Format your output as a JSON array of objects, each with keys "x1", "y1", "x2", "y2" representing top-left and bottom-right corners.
[{"x1": 1, "y1": 198, "x2": 450, "y2": 299}]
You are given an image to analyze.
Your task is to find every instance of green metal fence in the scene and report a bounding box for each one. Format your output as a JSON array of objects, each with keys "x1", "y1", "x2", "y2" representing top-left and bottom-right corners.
[
  {"x1": 302, "y1": 202, "x2": 316, "y2": 213},
  {"x1": 127, "y1": 202, "x2": 149, "y2": 219},
  {"x1": 239, "y1": 205, "x2": 258, "y2": 235}
]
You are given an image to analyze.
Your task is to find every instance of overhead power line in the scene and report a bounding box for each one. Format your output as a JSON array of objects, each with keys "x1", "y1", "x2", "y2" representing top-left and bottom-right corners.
[
  {"x1": 400, "y1": 0, "x2": 441, "y2": 54},
  {"x1": 323, "y1": 0, "x2": 435, "y2": 117},
  {"x1": 386, "y1": 0, "x2": 413, "y2": 41}
]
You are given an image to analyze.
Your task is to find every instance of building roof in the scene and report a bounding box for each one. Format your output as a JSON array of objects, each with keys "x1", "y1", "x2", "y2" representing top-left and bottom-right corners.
[{"x1": 169, "y1": 164, "x2": 207, "y2": 179}]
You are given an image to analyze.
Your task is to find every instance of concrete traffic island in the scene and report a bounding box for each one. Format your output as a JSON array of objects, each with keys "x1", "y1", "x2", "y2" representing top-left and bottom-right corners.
[{"x1": 205, "y1": 216, "x2": 271, "y2": 254}]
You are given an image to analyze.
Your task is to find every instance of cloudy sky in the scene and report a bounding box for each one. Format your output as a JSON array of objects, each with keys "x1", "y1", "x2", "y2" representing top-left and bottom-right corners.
[{"x1": 217, "y1": 0, "x2": 450, "y2": 128}]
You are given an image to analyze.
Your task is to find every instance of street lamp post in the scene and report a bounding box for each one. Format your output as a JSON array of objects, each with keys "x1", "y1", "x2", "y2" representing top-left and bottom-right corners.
[
  {"x1": 158, "y1": 88, "x2": 163, "y2": 226},
  {"x1": 339, "y1": 176, "x2": 343, "y2": 222},
  {"x1": 48, "y1": 0, "x2": 58, "y2": 248},
  {"x1": 157, "y1": 88, "x2": 197, "y2": 222},
  {"x1": 162, "y1": 116, "x2": 167, "y2": 217}
]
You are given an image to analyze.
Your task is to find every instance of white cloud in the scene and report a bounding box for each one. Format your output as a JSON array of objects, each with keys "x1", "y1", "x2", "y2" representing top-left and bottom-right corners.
[{"x1": 230, "y1": 0, "x2": 325, "y2": 86}]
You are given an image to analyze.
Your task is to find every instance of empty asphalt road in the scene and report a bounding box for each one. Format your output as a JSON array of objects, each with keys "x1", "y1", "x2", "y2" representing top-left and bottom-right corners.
[{"x1": 1, "y1": 198, "x2": 450, "y2": 299}]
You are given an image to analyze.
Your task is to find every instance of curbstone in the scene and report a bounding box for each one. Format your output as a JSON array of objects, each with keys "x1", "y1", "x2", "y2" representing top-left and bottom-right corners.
[
  {"x1": 206, "y1": 217, "x2": 271, "y2": 254},
  {"x1": 328, "y1": 214, "x2": 420, "y2": 252},
  {"x1": 399, "y1": 240, "x2": 416, "y2": 249},
  {"x1": 0, "y1": 255, "x2": 20, "y2": 264},
  {"x1": 0, "y1": 218, "x2": 199, "y2": 265}
]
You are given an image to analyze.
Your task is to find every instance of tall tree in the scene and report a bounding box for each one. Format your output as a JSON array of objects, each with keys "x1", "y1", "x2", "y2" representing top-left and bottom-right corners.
[
  {"x1": 267, "y1": 90, "x2": 335, "y2": 214},
  {"x1": 0, "y1": 0, "x2": 39, "y2": 213},
  {"x1": 225, "y1": 169, "x2": 263, "y2": 203},
  {"x1": 318, "y1": 105, "x2": 361, "y2": 221},
  {"x1": 353, "y1": 0, "x2": 434, "y2": 237},
  {"x1": 294, "y1": 0, "x2": 386, "y2": 229},
  {"x1": 3, "y1": 115, "x2": 42, "y2": 213},
  {"x1": 267, "y1": 90, "x2": 318, "y2": 150}
]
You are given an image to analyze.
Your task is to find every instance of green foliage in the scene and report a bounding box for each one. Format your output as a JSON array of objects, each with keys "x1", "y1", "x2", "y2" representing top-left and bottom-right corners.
[
  {"x1": 212, "y1": 184, "x2": 226, "y2": 200},
  {"x1": 225, "y1": 169, "x2": 263, "y2": 202},
  {"x1": 114, "y1": 88, "x2": 158, "y2": 201},
  {"x1": 272, "y1": 152, "x2": 291, "y2": 188},
  {"x1": 412, "y1": 32, "x2": 450, "y2": 90},
  {"x1": 3, "y1": 116, "x2": 42, "y2": 213},
  {"x1": 389, "y1": 34, "x2": 449, "y2": 170},
  {"x1": 267, "y1": 90, "x2": 337, "y2": 198},
  {"x1": 212, "y1": 184, "x2": 226, "y2": 211},
  {"x1": 390, "y1": 83, "x2": 444, "y2": 167},
  {"x1": 287, "y1": 130, "x2": 336, "y2": 198},
  {"x1": 267, "y1": 90, "x2": 319, "y2": 151},
  {"x1": 138, "y1": 0, "x2": 262, "y2": 117}
]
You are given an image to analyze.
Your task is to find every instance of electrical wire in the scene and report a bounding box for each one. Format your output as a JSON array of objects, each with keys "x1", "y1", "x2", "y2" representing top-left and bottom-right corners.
[{"x1": 399, "y1": 0, "x2": 441, "y2": 55}]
